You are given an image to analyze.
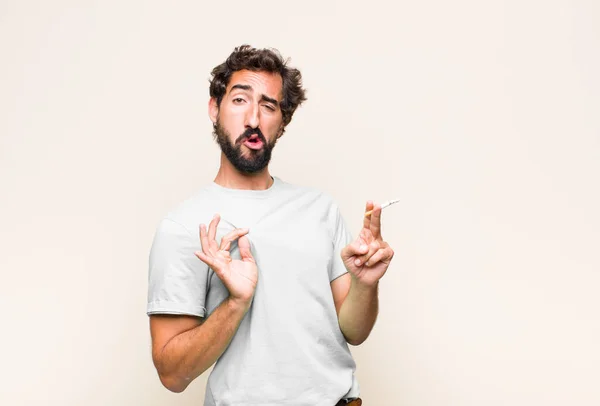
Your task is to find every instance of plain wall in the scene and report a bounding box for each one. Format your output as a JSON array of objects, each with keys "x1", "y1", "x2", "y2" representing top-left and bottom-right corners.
[{"x1": 1, "y1": 0, "x2": 599, "y2": 405}]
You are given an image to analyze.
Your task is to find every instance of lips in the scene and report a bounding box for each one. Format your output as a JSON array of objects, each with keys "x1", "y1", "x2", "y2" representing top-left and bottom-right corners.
[{"x1": 243, "y1": 137, "x2": 264, "y2": 150}]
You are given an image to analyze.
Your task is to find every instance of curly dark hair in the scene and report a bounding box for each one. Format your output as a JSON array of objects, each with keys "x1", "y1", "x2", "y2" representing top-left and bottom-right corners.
[{"x1": 209, "y1": 45, "x2": 307, "y2": 128}]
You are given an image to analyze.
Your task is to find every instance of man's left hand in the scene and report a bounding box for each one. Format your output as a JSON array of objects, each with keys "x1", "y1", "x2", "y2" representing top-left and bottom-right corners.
[{"x1": 341, "y1": 201, "x2": 395, "y2": 287}]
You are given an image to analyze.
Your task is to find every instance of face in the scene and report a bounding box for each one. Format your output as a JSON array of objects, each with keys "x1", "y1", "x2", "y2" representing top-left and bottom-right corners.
[{"x1": 209, "y1": 70, "x2": 285, "y2": 174}]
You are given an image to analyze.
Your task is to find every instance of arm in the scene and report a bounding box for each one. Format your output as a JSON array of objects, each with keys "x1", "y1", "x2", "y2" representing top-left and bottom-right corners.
[
  {"x1": 150, "y1": 297, "x2": 249, "y2": 393},
  {"x1": 331, "y1": 273, "x2": 379, "y2": 345},
  {"x1": 149, "y1": 214, "x2": 258, "y2": 392},
  {"x1": 332, "y1": 201, "x2": 394, "y2": 345}
]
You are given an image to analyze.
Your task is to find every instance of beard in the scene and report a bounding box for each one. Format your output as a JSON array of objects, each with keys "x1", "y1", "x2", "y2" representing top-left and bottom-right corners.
[{"x1": 213, "y1": 120, "x2": 278, "y2": 174}]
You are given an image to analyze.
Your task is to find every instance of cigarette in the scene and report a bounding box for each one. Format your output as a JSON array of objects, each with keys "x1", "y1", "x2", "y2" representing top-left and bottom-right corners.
[{"x1": 364, "y1": 199, "x2": 400, "y2": 217}]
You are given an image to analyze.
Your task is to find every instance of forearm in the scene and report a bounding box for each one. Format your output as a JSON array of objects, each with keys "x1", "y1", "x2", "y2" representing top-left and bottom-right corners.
[
  {"x1": 155, "y1": 298, "x2": 249, "y2": 392},
  {"x1": 338, "y1": 277, "x2": 379, "y2": 345}
]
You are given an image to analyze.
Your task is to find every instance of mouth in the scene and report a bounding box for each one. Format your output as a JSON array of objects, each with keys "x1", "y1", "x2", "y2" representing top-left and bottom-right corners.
[{"x1": 243, "y1": 135, "x2": 264, "y2": 150}]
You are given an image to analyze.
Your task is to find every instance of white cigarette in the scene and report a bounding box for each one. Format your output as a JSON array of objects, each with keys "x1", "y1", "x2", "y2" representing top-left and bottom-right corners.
[{"x1": 364, "y1": 199, "x2": 400, "y2": 217}]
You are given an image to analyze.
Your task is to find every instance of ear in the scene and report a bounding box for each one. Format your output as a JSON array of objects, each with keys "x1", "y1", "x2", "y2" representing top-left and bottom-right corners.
[
  {"x1": 276, "y1": 125, "x2": 286, "y2": 139},
  {"x1": 208, "y1": 98, "x2": 219, "y2": 124}
]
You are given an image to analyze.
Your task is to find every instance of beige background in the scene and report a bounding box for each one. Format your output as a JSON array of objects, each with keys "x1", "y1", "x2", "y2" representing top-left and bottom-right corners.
[{"x1": 1, "y1": 0, "x2": 599, "y2": 405}]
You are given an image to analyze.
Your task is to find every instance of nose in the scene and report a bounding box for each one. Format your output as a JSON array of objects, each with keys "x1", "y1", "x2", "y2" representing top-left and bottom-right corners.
[{"x1": 245, "y1": 102, "x2": 260, "y2": 129}]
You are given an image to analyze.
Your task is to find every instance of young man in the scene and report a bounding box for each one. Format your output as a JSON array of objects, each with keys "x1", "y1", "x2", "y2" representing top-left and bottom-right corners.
[{"x1": 147, "y1": 45, "x2": 394, "y2": 406}]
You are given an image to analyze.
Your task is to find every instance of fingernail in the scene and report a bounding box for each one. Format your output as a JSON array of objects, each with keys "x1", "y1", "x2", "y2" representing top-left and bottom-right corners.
[{"x1": 354, "y1": 258, "x2": 361, "y2": 266}]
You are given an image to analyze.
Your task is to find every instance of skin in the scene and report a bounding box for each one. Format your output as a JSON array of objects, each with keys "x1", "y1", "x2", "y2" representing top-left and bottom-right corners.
[
  {"x1": 212, "y1": 69, "x2": 284, "y2": 190},
  {"x1": 149, "y1": 69, "x2": 395, "y2": 392}
]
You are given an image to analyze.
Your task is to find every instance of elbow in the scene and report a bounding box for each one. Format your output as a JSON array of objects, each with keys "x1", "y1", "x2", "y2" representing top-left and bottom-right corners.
[
  {"x1": 159, "y1": 373, "x2": 189, "y2": 393},
  {"x1": 153, "y1": 353, "x2": 192, "y2": 393},
  {"x1": 346, "y1": 337, "x2": 366, "y2": 346},
  {"x1": 342, "y1": 331, "x2": 367, "y2": 346}
]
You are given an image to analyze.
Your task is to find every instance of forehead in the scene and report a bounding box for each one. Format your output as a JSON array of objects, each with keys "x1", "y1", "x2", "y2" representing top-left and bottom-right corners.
[{"x1": 226, "y1": 70, "x2": 283, "y2": 100}]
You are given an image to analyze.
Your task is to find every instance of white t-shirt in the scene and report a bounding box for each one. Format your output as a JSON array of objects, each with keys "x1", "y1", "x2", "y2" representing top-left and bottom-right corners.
[{"x1": 147, "y1": 176, "x2": 359, "y2": 405}]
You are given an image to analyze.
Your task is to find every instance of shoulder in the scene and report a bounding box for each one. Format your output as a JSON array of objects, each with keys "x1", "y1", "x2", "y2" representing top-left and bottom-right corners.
[
  {"x1": 276, "y1": 177, "x2": 340, "y2": 209},
  {"x1": 156, "y1": 185, "x2": 216, "y2": 237},
  {"x1": 276, "y1": 178, "x2": 346, "y2": 235}
]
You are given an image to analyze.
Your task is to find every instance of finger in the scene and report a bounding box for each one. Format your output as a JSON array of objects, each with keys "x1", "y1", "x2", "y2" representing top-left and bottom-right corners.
[
  {"x1": 365, "y1": 247, "x2": 394, "y2": 267},
  {"x1": 194, "y1": 249, "x2": 215, "y2": 268},
  {"x1": 363, "y1": 200, "x2": 374, "y2": 229},
  {"x1": 219, "y1": 228, "x2": 250, "y2": 251},
  {"x1": 207, "y1": 214, "x2": 220, "y2": 253},
  {"x1": 199, "y1": 224, "x2": 212, "y2": 256},
  {"x1": 341, "y1": 239, "x2": 369, "y2": 262},
  {"x1": 370, "y1": 203, "x2": 382, "y2": 240},
  {"x1": 359, "y1": 227, "x2": 373, "y2": 244},
  {"x1": 238, "y1": 235, "x2": 255, "y2": 262},
  {"x1": 354, "y1": 240, "x2": 381, "y2": 267}
]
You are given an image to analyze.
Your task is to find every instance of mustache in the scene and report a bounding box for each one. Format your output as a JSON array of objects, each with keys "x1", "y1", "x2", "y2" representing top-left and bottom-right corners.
[{"x1": 236, "y1": 128, "x2": 266, "y2": 144}]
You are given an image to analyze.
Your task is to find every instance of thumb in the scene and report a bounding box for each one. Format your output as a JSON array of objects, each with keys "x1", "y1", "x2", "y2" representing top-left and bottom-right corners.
[
  {"x1": 238, "y1": 235, "x2": 255, "y2": 262},
  {"x1": 341, "y1": 239, "x2": 368, "y2": 261}
]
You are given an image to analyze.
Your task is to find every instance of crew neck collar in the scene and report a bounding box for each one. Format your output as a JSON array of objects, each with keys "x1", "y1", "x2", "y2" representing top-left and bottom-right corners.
[{"x1": 208, "y1": 176, "x2": 281, "y2": 198}]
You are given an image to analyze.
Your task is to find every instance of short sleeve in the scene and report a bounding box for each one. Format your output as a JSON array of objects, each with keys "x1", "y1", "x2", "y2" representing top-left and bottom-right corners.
[
  {"x1": 329, "y1": 204, "x2": 354, "y2": 282},
  {"x1": 147, "y1": 218, "x2": 209, "y2": 317}
]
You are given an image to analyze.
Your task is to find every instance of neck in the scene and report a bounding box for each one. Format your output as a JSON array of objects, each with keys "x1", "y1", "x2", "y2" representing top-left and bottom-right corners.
[{"x1": 213, "y1": 153, "x2": 274, "y2": 190}]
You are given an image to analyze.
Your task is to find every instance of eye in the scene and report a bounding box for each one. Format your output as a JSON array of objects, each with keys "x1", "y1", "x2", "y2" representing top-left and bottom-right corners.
[
  {"x1": 232, "y1": 97, "x2": 246, "y2": 104},
  {"x1": 262, "y1": 104, "x2": 276, "y2": 112}
]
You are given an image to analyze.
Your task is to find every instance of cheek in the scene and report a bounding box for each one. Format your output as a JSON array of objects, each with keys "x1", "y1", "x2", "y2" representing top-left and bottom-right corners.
[
  {"x1": 221, "y1": 107, "x2": 243, "y2": 121},
  {"x1": 263, "y1": 117, "x2": 283, "y2": 137},
  {"x1": 264, "y1": 126, "x2": 281, "y2": 141},
  {"x1": 220, "y1": 111, "x2": 245, "y2": 132}
]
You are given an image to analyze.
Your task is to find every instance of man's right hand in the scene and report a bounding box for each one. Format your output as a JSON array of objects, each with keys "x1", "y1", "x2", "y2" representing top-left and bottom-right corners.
[
  {"x1": 153, "y1": 215, "x2": 257, "y2": 392},
  {"x1": 194, "y1": 214, "x2": 257, "y2": 308}
]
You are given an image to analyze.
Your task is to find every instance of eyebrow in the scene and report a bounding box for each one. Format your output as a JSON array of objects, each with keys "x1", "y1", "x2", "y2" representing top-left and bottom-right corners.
[{"x1": 230, "y1": 84, "x2": 280, "y2": 107}]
